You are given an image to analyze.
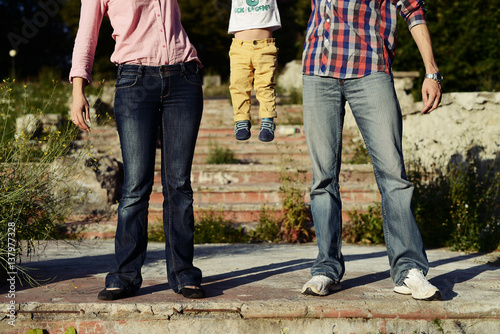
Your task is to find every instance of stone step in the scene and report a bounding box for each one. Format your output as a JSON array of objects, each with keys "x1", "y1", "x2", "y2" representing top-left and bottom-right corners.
[
  {"x1": 153, "y1": 164, "x2": 376, "y2": 188},
  {"x1": 146, "y1": 200, "x2": 375, "y2": 227}
]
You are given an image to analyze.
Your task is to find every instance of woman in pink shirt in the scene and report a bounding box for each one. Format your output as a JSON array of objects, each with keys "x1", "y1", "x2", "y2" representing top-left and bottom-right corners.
[{"x1": 70, "y1": 0, "x2": 205, "y2": 300}]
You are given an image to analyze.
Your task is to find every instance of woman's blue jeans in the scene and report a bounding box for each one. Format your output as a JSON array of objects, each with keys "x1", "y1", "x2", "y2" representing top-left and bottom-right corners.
[
  {"x1": 302, "y1": 72, "x2": 429, "y2": 286},
  {"x1": 105, "y1": 62, "x2": 203, "y2": 294}
]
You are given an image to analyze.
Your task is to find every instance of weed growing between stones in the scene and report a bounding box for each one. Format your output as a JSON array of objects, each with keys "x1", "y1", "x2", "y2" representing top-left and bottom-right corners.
[
  {"x1": 250, "y1": 206, "x2": 281, "y2": 242},
  {"x1": 206, "y1": 141, "x2": 236, "y2": 164},
  {"x1": 148, "y1": 210, "x2": 249, "y2": 244},
  {"x1": 193, "y1": 210, "x2": 249, "y2": 244},
  {"x1": 343, "y1": 203, "x2": 384, "y2": 245},
  {"x1": 252, "y1": 145, "x2": 314, "y2": 243}
]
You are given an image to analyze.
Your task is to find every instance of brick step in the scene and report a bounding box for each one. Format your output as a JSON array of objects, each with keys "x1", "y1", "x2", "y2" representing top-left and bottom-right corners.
[
  {"x1": 149, "y1": 182, "x2": 379, "y2": 206},
  {"x1": 153, "y1": 164, "x2": 376, "y2": 187},
  {"x1": 147, "y1": 201, "x2": 375, "y2": 226}
]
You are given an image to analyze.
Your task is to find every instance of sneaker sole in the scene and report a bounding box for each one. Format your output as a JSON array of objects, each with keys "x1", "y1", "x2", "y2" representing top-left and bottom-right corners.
[
  {"x1": 394, "y1": 287, "x2": 443, "y2": 301},
  {"x1": 302, "y1": 283, "x2": 342, "y2": 296}
]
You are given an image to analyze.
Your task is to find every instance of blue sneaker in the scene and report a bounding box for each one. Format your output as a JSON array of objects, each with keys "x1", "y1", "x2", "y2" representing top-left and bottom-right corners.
[
  {"x1": 259, "y1": 118, "x2": 276, "y2": 142},
  {"x1": 235, "y1": 120, "x2": 251, "y2": 141}
]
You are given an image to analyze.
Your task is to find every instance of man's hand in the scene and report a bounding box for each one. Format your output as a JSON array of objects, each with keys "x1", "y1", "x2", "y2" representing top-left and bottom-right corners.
[
  {"x1": 71, "y1": 77, "x2": 91, "y2": 132},
  {"x1": 421, "y1": 78, "x2": 442, "y2": 114}
]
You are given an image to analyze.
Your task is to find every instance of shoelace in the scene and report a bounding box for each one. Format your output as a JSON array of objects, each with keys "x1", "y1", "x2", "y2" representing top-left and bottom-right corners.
[
  {"x1": 235, "y1": 121, "x2": 250, "y2": 133},
  {"x1": 260, "y1": 120, "x2": 275, "y2": 133}
]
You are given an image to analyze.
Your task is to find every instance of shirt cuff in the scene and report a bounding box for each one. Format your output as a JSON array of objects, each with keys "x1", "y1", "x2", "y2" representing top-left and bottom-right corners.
[
  {"x1": 406, "y1": 8, "x2": 427, "y2": 30},
  {"x1": 69, "y1": 69, "x2": 92, "y2": 84}
]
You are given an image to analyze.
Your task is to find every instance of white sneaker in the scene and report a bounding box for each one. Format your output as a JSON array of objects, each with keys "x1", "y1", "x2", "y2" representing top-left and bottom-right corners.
[
  {"x1": 302, "y1": 275, "x2": 341, "y2": 296},
  {"x1": 394, "y1": 268, "x2": 442, "y2": 301}
]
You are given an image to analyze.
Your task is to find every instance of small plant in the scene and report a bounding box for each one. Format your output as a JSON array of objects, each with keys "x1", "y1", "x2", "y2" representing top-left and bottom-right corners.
[
  {"x1": 148, "y1": 220, "x2": 166, "y2": 242},
  {"x1": 344, "y1": 203, "x2": 385, "y2": 245},
  {"x1": 194, "y1": 210, "x2": 249, "y2": 244},
  {"x1": 277, "y1": 147, "x2": 314, "y2": 243},
  {"x1": 347, "y1": 137, "x2": 371, "y2": 164},
  {"x1": 206, "y1": 142, "x2": 236, "y2": 164},
  {"x1": 250, "y1": 206, "x2": 281, "y2": 242}
]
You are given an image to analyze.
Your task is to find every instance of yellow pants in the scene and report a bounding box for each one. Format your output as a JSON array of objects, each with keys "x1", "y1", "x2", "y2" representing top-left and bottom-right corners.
[{"x1": 229, "y1": 38, "x2": 278, "y2": 122}]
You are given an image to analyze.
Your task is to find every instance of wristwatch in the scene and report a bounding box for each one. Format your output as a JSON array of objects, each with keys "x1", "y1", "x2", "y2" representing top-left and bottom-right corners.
[{"x1": 424, "y1": 72, "x2": 443, "y2": 84}]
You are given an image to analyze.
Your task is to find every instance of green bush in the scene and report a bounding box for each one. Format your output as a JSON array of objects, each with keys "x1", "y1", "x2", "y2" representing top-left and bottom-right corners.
[
  {"x1": 250, "y1": 206, "x2": 281, "y2": 243},
  {"x1": 194, "y1": 210, "x2": 249, "y2": 244},
  {"x1": 344, "y1": 203, "x2": 385, "y2": 245},
  {"x1": 0, "y1": 80, "x2": 84, "y2": 276},
  {"x1": 408, "y1": 146, "x2": 500, "y2": 252}
]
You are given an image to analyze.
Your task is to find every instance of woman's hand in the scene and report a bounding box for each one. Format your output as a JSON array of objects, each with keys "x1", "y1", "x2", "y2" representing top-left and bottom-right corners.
[{"x1": 71, "y1": 77, "x2": 91, "y2": 132}]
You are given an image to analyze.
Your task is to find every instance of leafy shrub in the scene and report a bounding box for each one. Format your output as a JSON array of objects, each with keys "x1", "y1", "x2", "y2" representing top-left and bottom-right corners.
[
  {"x1": 408, "y1": 146, "x2": 500, "y2": 252},
  {"x1": 250, "y1": 206, "x2": 281, "y2": 243},
  {"x1": 344, "y1": 203, "x2": 385, "y2": 245},
  {"x1": 194, "y1": 210, "x2": 249, "y2": 244},
  {"x1": 206, "y1": 142, "x2": 236, "y2": 164},
  {"x1": 277, "y1": 149, "x2": 314, "y2": 243},
  {"x1": 0, "y1": 80, "x2": 84, "y2": 276}
]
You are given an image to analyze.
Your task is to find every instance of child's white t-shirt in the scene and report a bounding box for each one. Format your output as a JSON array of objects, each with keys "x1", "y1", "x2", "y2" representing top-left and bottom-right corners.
[{"x1": 228, "y1": 0, "x2": 281, "y2": 34}]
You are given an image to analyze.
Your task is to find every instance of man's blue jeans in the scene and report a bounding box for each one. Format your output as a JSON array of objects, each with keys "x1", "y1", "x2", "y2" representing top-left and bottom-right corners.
[
  {"x1": 105, "y1": 62, "x2": 203, "y2": 294},
  {"x1": 302, "y1": 72, "x2": 429, "y2": 286}
]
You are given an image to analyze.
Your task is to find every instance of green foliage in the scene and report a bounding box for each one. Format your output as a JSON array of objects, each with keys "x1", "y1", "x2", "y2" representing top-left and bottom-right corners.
[
  {"x1": 393, "y1": 1, "x2": 500, "y2": 92},
  {"x1": 26, "y1": 327, "x2": 75, "y2": 334},
  {"x1": 194, "y1": 210, "x2": 249, "y2": 244},
  {"x1": 408, "y1": 146, "x2": 500, "y2": 252},
  {"x1": 26, "y1": 330, "x2": 44, "y2": 334},
  {"x1": 148, "y1": 222, "x2": 166, "y2": 243},
  {"x1": 250, "y1": 206, "x2": 281, "y2": 242},
  {"x1": 344, "y1": 203, "x2": 385, "y2": 245},
  {"x1": 277, "y1": 150, "x2": 314, "y2": 243},
  {"x1": 206, "y1": 142, "x2": 236, "y2": 164},
  {"x1": 347, "y1": 138, "x2": 371, "y2": 164},
  {"x1": 0, "y1": 80, "x2": 84, "y2": 273}
]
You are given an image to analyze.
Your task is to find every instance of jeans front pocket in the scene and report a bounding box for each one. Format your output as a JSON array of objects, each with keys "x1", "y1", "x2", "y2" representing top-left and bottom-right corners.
[{"x1": 115, "y1": 73, "x2": 139, "y2": 90}]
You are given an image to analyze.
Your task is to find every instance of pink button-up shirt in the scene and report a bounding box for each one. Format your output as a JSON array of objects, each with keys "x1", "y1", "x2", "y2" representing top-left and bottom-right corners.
[{"x1": 69, "y1": 0, "x2": 200, "y2": 83}]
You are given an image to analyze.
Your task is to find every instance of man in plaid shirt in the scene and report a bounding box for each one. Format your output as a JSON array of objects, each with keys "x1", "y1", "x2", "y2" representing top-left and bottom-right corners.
[{"x1": 301, "y1": 0, "x2": 443, "y2": 301}]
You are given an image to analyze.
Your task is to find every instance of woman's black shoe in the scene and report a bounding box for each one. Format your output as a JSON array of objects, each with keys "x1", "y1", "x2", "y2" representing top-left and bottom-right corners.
[
  {"x1": 98, "y1": 288, "x2": 134, "y2": 301},
  {"x1": 181, "y1": 287, "x2": 205, "y2": 299}
]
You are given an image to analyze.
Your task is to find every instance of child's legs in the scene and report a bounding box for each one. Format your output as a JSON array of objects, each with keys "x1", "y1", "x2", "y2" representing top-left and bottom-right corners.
[
  {"x1": 229, "y1": 40, "x2": 254, "y2": 122},
  {"x1": 253, "y1": 40, "x2": 278, "y2": 120}
]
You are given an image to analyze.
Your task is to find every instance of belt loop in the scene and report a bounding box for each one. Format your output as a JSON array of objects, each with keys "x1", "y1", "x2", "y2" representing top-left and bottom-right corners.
[
  {"x1": 138, "y1": 65, "x2": 143, "y2": 78},
  {"x1": 117, "y1": 64, "x2": 123, "y2": 78},
  {"x1": 180, "y1": 62, "x2": 185, "y2": 76}
]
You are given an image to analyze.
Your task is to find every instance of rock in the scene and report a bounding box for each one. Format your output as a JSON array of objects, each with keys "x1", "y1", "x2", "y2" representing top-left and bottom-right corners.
[{"x1": 92, "y1": 155, "x2": 124, "y2": 204}]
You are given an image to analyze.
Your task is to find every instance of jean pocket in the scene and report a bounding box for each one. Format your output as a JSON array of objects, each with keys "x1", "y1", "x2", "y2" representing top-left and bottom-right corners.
[
  {"x1": 115, "y1": 74, "x2": 138, "y2": 90},
  {"x1": 183, "y1": 73, "x2": 202, "y2": 86}
]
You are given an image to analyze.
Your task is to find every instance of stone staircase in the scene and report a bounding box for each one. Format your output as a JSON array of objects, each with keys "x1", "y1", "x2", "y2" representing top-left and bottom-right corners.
[
  {"x1": 151, "y1": 98, "x2": 379, "y2": 228},
  {"x1": 78, "y1": 98, "x2": 380, "y2": 231}
]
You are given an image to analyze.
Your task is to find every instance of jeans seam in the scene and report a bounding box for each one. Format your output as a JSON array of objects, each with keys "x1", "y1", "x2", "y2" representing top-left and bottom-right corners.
[{"x1": 162, "y1": 113, "x2": 180, "y2": 290}]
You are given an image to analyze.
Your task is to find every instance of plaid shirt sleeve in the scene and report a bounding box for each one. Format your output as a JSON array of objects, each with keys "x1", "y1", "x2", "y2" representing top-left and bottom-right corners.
[{"x1": 393, "y1": 0, "x2": 427, "y2": 29}]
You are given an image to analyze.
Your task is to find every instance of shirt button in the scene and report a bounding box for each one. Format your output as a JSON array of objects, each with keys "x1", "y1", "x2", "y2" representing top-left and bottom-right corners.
[
  {"x1": 324, "y1": 40, "x2": 330, "y2": 47},
  {"x1": 326, "y1": 18, "x2": 330, "y2": 23},
  {"x1": 253, "y1": 40, "x2": 258, "y2": 45},
  {"x1": 163, "y1": 45, "x2": 166, "y2": 48}
]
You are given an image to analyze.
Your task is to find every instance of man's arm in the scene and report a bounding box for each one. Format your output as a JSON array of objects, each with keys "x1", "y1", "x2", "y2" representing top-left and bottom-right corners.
[{"x1": 410, "y1": 24, "x2": 442, "y2": 114}]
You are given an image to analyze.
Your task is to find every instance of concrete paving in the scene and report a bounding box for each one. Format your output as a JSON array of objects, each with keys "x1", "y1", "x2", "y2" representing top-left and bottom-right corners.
[{"x1": 1, "y1": 240, "x2": 499, "y2": 334}]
